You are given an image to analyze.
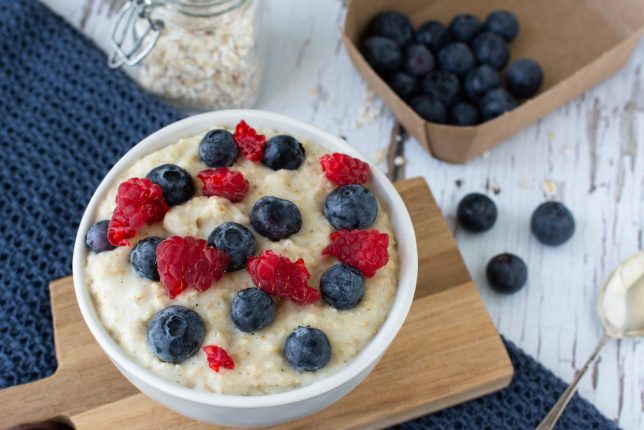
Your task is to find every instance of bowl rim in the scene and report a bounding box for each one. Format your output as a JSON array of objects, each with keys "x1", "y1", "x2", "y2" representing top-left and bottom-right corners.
[{"x1": 72, "y1": 109, "x2": 418, "y2": 408}]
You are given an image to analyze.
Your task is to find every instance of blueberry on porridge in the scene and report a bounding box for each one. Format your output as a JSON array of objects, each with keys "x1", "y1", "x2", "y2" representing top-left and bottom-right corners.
[{"x1": 84, "y1": 119, "x2": 399, "y2": 395}]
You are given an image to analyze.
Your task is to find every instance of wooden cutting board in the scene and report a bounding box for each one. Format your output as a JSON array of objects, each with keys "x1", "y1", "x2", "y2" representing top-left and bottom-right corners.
[{"x1": 2, "y1": 177, "x2": 513, "y2": 430}]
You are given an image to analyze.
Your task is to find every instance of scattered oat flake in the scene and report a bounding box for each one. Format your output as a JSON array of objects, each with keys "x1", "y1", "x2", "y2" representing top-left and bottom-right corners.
[
  {"x1": 548, "y1": 132, "x2": 556, "y2": 140},
  {"x1": 308, "y1": 87, "x2": 320, "y2": 97},
  {"x1": 372, "y1": 148, "x2": 387, "y2": 164},
  {"x1": 352, "y1": 119, "x2": 363, "y2": 129},
  {"x1": 542, "y1": 179, "x2": 557, "y2": 196},
  {"x1": 394, "y1": 155, "x2": 405, "y2": 166}
]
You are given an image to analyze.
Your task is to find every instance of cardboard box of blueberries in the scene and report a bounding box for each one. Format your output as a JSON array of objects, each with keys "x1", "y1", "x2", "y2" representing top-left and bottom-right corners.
[{"x1": 343, "y1": 0, "x2": 644, "y2": 163}]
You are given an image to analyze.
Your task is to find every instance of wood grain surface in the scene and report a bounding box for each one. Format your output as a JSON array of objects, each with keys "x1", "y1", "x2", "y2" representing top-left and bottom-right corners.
[
  {"x1": 1, "y1": 178, "x2": 512, "y2": 429},
  {"x1": 33, "y1": 1, "x2": 644, "y2": 428}
]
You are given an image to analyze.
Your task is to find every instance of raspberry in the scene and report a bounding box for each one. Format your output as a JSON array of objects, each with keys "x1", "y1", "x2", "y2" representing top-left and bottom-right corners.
[
  {"x1": 319, "y1": 153, "x2": 370, "y2": 185},
  {"x1": 246, "y1": 250, "x2": 320, "y2": 305},
  {"x1": 233, "y1": 120, "x2": 265, "y2": 162},
  {"x1": 322, "y1": 229, "x2": 389, "y2": 277},
  {"x1": 156, "y1": 236, "x2": 230, "y2": 299},
  {"x1": 197, "y1": 168, "x2": 249, "y2": 203},
  {"x1": 203, "y1": 345, "x2": 235, "y2": 373},
  {"x1": 107, "y1": 178, "x2": 168, "y2": 246}
]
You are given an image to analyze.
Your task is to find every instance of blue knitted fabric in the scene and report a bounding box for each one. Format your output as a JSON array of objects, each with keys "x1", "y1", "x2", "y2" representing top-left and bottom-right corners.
[{"x1": 0, "y1": 1, "x2": 620, "y2": 429}]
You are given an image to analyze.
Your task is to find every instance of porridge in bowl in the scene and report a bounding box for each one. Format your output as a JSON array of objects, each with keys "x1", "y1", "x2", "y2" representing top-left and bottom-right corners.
[{"x1": 84, "y1": 119, "x2": 399, "y2": 395}]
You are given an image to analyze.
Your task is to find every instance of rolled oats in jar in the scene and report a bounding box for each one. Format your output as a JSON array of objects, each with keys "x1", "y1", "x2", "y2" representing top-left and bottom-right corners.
[{"x1": 109, "y1": 0, "x2": 265, "y2": 111}]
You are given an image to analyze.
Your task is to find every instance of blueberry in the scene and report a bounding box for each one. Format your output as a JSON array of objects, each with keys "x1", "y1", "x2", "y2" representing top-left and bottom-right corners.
[
  {"x1": 251, "y1": 196, "x2": 302, "y2": 241},
  {"x1": 486, "y1": 253, "x2": 528, "y2": 294},
  {"x1": 130, "y1": 236, "x2": 163, "y2": 281},
  {"x1": 262, "y1": 135, "x2": 305, "y2": 170},
  {"x1": 484, "y1": 10, "x2": 519, "y2": 42},
  {"x1": 146, "y1": 164, "x2": 194, "y2": 206},
  {"x1": 421, "y1": 71, "x2": 461, "y2": 107},
  {"x1": 208, "y1": 222, "x2": 256, "y2": 271},
  {"x1": 479, "y1": 88, "x2": 517, "y2": 121},
  {"x1": 449, "y1": 14, "x2": 482, "y2": 43},
  {"x1": 85, "y1": 220, "x2": 115, "y2": 253},
  {"x1": 437, "y1": 43, "x2": 476, "y2": 77},
  {"x1": 531, "y1": 201, "x2": 575, "y2": 246},
  {"x1": 449, "y1": 102, "x2": 481, "y2": 126},
  {"x1": 416, "y1": 21, "x2": 451, "y2": 52},
  {"x1": 369, "y1": 12, "x2": 414, "y2": 48},
  {"x1": 199, "y1": 129, "x2": 238, "y2": 168},
  {"x1": 457, "y1": 193, "x2": 497, "y2": 232},
  {"x1": 320, "y1": 264, "x2": 365, "y2": 310},
  {"x1": 411, "y1": 96, "x2": 448, "y2": 124},
  {"x1": 284, "y1": 327, "x2": 331, "y2": 372},
  {"x1": 231, "y1": 288, "x2": 275, "y2": 333},
  {"x1": 147, "y1": 305, "x2": 205, "y2": 363},
  {"x1": 361, "y1": 36, "x2": 403, "y2": 75},
  {"x1": 472, "y1": 32, "x2": 509, "y2": 70},
  {"x1": 505, "y1": 59, "x2": 544, "y2": 98},
  {"x1": 464, "y1": 65, "x2": 501, "y2": 101},
  {"x1": 403, "y1": 44, "x2": 435, "y2": 77},
  {"x1": 324, "y1": 184, "x2": 378, "y2": 230},
  {"x1": 387, "y1": 72, "x2": 419, "y2": 101}
]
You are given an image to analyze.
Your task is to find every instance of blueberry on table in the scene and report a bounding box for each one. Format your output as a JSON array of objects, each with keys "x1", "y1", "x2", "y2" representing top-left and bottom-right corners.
[
  {"x1": 403, "y1": 44, "x2": 435, "y2": 77},
  {"x1": 208, "y1": 222, "x2": 256, "y2": 271},
  {"x1": 411, "y1": 96, "x2": 448, "y2": 124},
  {"x1": 85, "y1": 220, "x2": 115, "y2": 253},
  {"x1": 484, "y1": 10, "x2": 519, "y2": 42},
  {"x1": 421, "y1": 71, "x2": 461, "y2": 107},
  {"x1": 449, "y1": 14, "x2": 482, "y2": 43},
  {"x1": 464, "y1": 65, "x2": 501, "y2": 101},
  {"x1": 251, "y1": 196, "x2": 302, "y2": 241},
  {"x1": 531, "y1": 201, "x2": 575, "y2": 246},
  {"x1": 479, "y1": 88, "x2": 517, "y2": 121},
  {"x1": 130, "y1": 236, "x2": 163, "y2": 281},
  {"x1": 416, "y1": 21, "x2": 451, "y2": 52},
  {"x1": 449, "y1": 102, "x2": 481, "y2": 126},
  {"x1": 199, "y1": 129, "x2": 239, "y2": 168},
  {"x1": 146, "y1": 164, "x2": 194, "y2": 206},
  {"x1": 231, "y1": 288, "x2": 276, "y2": 333},
  {"x1": 147, "y1": 305, "x2": 205, "y2": 363},
  {"x1": 472, "y1": 32, "x2": 509, "y2": 70},
  {"x1": 320, "y1": 264, "x2": 365, "y2": 310},
  {"x1": 262, "y1": 134, "x2": 306, "y2": 170},
  {"x1": 324, "y1": 184, "x2": 378, "y2": 230},
  {"x1": 486, "y1": 253, "x2": 528, "y2": 294},
  {"x1": 457, "y1": 193, "x2": 497, "y2": 232},
  {"x1": 505, "y1": 59, "x2": 544, "y2": 98},
  {"x1": 361, "y1": 36, "x2": 403, "y2": 75},
  {"x1": 284, "y1": 327, "x2": 331, "y2": 372},
  {"x1": 369, "y1": 11, "x2": 414, "y2": 48},
  {"x1": 437, "y1": 42, "x2": 476, "y2": 77},
  {"x1": 387, "y1": 72, "x2": 419, "y2": 101}
]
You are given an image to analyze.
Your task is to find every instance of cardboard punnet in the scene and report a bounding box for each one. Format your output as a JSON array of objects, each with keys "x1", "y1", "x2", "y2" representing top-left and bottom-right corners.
[{"x1": 343, "y1": 0, "x2": 644, "y2": 163}]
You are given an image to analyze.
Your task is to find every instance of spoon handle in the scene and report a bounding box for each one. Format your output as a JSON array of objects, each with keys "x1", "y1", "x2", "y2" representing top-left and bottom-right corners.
[{"x1": 536, "y1": 334, "x2": 610, "y2": 430}]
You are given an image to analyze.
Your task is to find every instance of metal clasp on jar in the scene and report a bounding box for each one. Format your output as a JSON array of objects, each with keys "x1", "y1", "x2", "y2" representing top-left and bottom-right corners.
[
  {"x1": 108, "y1": 0, "x2": 164, "y2": 68},
  {"x1": 108, "y1": 0, "x2": 248, "y2": 69}
]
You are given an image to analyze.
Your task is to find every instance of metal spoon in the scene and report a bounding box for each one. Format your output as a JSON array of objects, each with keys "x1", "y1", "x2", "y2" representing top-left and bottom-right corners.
[{"x1": 537, "y1": 251, "x2": 644, "y2": 429}]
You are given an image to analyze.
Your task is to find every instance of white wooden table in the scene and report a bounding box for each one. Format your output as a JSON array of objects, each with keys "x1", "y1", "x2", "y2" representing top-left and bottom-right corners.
[{"x1": 42, "y1": 1, "x2": 644, "y2": 428}]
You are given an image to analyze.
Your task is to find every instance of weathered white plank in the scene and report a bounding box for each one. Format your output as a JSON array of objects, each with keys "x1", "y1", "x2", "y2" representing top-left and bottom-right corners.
[{"x1": 38, "y1": 1, "x2": 644, "y2": 428}]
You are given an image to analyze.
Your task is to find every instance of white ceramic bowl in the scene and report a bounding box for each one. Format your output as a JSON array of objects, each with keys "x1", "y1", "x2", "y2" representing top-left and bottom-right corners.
[{"x1": 72, "y1": 110, "x2": 418, "y2": 427}]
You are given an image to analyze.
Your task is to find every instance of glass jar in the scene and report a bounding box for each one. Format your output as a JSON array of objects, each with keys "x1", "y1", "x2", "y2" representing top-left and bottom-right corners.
[{"x1": 109, "y1": 0, "x2": 266, "y2": 112}]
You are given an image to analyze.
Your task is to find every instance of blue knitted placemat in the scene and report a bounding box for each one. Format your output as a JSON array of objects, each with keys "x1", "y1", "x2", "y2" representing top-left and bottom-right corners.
[{"x1": 0, "y1": 1, "x2": 620, "y2": 429}]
